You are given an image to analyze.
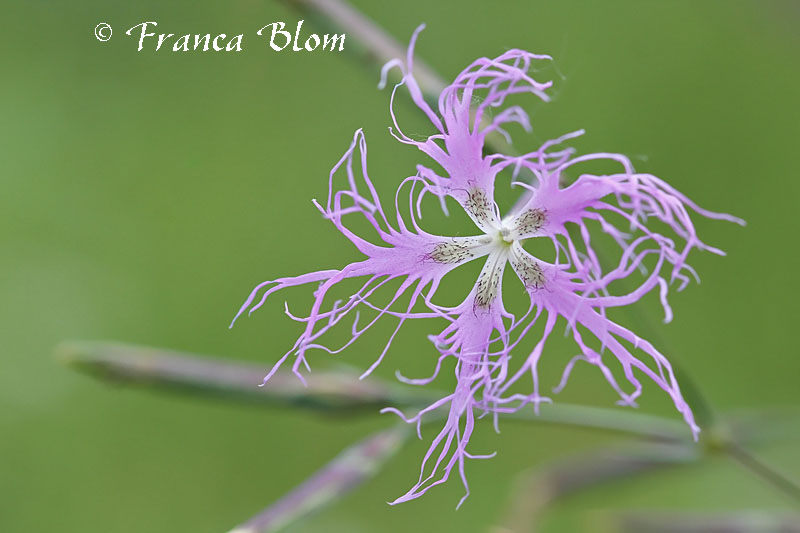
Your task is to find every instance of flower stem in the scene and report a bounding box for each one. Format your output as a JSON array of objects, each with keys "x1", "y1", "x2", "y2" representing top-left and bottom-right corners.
[
  {"x1": 279, "y1": 0, "x2": 516, "y2": 157},
  {"x1": 284, "y1": 0, "x2": 445, "y2": 96},
  {"x1": 491, "y1": 441, "x2": 698, "y2": 533},
  {"x1": 724, "y1": 442, "x2": 800, "y2": 504},
  {"x1": 597, "y1": 510, "x2": 800, "y2": 533},
  {"x1": 503, "y1": 403, "x2": 690, "y2": 443},
  {"x1": 227, "y1": 425, "x2": 410, "y2": 533},
  {"x1": 57, "y1": 341, "x2": 435, "y2": 413},
  {"x1": 59, "y1": 341, "x2": 694, "y2": 442}
]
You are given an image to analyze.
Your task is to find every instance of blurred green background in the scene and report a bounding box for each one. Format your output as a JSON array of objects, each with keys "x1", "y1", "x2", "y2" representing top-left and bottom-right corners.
[{"x1": 2, "y1": 0, "x2": 799, "y2": 531}]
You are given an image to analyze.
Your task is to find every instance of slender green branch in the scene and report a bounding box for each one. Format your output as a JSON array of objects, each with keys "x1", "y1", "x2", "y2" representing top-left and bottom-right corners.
[
  {"x1": 280, "y1": 0, "x2": 516, "y2": 156},
  {"x1": 57, "y1": 341, "x2": 435, "y2": 413},
  {"x1": 59, "y1": 341, "x2": 696, "y2": 441},
  {"x1": 504, "y1": 404, "x2": 690, "y2": 443},
  {"x1": 60, "y1": 341, "x2": 800, "y2": 507},
  {"x1": 724, "y1": 442, "x2": 800, "y2": 504},
  {"x1": 595, "y1": 511, "x2": 800, "y2": 533},
  {"x1": 283, "y1": 0, "x2": 445, "y2": 97},
  {"x1": 227, "y1": 425, "x2": 410, "y2": 533},
  {"x1": 491, "y1": 441, "x2": 698, "y2": 533}
]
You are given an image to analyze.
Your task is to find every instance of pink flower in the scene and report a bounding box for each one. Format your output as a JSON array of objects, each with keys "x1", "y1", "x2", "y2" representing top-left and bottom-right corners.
[{"x1": 231, "y1": 26, "x2": 743, "y2": 506}]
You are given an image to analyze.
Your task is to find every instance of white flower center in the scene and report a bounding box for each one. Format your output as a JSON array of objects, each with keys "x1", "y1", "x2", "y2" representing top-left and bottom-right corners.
[{"x1": 428, "y1": 188, "x2": 547, "y2": 309}]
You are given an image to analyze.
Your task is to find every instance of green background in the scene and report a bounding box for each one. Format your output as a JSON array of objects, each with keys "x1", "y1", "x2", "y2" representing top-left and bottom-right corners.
[{"x1": 2, "y1": 1, "x2": 799, "y2": 531}]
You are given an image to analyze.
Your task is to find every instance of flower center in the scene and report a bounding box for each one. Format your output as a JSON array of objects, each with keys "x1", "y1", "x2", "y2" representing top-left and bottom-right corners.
[
  {"x1": 472, "y1": 211, "x2": 547, "y2": 308},
  {"x1": 427, "y1": 191, "x2": 548, "y2": 309},
  {"x1": 501, "y1": 208, "x2": 546, "y2": 241}
]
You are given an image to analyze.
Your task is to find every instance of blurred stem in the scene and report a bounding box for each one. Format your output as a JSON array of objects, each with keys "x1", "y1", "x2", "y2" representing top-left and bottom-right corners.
[
  {"x1": 61, "y1": 341, "x2": 800, "y2": 506},
  {"x1": 280, "y1": 0, "x2": 516, "y2": 156},
  {"x1": 723, "y1": 442, "x2": 800, "y2": 504},
  {"x1": 596, "y1": 511, "x2": 800, "y2": 533},
  {"x1": 57, "y1": 341, "x2": 436, "y2": 413},
  {"x1": 59, "y1": 341, "x2": 693, "y2": 441},
  {"x1": 283, "y1": 0, "x2": 445, "y2": 97},
  {"x1": 503, "y1": 403, "x2": 689, "y2": 443},
  {"x1": 491, "y1": 441, "x2": 698, "y2": 533},
  {"x1": 227, "y1": 424, "x2": 410, "y2": 533},
  {"x1": 724, "y1": 406, "x2": 800, "y2": 447}
]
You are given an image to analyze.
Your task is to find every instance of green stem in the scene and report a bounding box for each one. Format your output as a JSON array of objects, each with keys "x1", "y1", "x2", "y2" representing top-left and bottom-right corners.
[
  {"x1": 599, "y1": 510, "x2": 800, "y2": 533},
  {"x1": 279, "y1": 0, "x2": 516, "y2": 157},
  {"x1": 59, "y1": 341, "x2": 692, "y2": 442},
  {"x1": 283, "y1": 0, "x2": 444, "y2": 96},
  {"x1": 504, "y1": 403, "x2": 690, "y2": 443},
  {"x1": 57, "y1": 341, "x2": 435, "y2": 413},
  {"x1": 492, "y1": 441, "x2": 698, "y2": 533},
  {"x1": 227, "y1": 425, "x2": 410, "y2": 533},
  {"x1": 724, "y1": 442, "x2": 800, "y2": 504}
]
